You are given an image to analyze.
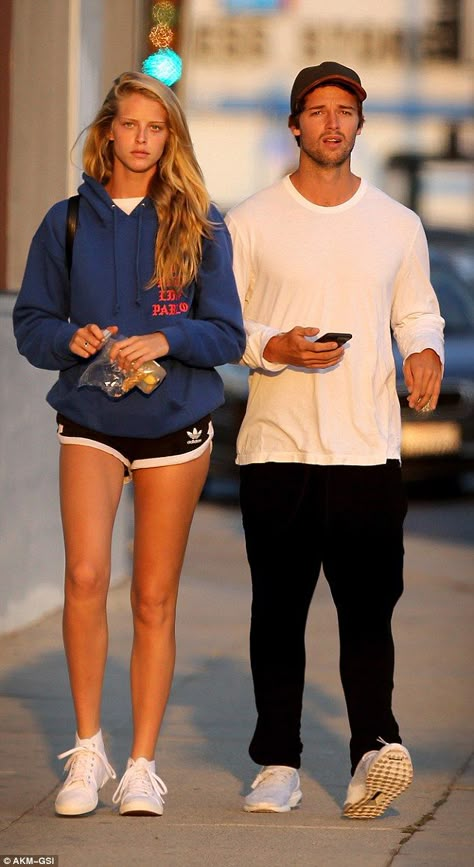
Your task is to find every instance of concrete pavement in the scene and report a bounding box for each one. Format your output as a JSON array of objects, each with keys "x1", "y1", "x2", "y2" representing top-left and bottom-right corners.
[{"x1": 0, "y1": 501, "x2": 473, "y2": 867}]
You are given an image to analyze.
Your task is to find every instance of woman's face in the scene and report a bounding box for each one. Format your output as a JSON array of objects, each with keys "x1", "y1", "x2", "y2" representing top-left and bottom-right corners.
[{"x1": 109, "y1": 92, "x2": 170, "y2": 181}]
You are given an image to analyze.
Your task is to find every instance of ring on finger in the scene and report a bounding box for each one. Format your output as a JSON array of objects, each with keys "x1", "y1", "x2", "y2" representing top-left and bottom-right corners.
[{"x1": 84, "y1": 340, "x2": 89, "y2": 348}]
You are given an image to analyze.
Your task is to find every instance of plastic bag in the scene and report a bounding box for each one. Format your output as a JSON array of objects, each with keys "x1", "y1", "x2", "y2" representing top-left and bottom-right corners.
[{"x1": 78, "y1": 329, "x2": 167, "y2": 398}]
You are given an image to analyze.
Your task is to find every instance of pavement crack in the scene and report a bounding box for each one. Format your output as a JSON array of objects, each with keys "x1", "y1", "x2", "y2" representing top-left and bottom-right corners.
[
  {"x1": 0, "y1": 784, "x2": 60, "y2": 832},
  {"x1": 385, "y1": 750, "x2": 474, "y2": 866}
]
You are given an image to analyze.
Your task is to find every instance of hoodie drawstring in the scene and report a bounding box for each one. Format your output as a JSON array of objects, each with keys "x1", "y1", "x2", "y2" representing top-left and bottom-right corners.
[
  {"x1": 135, "y1": 204, "x2": 145, "y2": 306},
  {"x1": 111, "y1": 204, "x2": 120, "y2": 314}
]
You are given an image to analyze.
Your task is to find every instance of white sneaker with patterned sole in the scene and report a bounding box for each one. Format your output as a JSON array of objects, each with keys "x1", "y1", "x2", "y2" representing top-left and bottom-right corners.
[{"x1": 344, "y1": 740, "x2": 413, "y2": 819}]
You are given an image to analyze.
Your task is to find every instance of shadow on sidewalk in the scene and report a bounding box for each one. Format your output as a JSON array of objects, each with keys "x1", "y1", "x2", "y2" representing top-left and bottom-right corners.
[
  {"x1": 1, "y1": 628, "x2": 429, "y2": 818},
  {"x1": 1, "y1": 648, "x2": 132, "y2": 791},
  {"x1": 1, "y1": 645, "x2": 349, "y2": 812},
  {"x1": 166, "y1": 654, "x2": 356, "y2": 811}
]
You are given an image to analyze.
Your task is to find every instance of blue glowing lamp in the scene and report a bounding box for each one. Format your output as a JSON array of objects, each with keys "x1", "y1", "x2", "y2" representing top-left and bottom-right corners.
[{"x1": 142, "y1": 49, "x2": 182, "y2": 86}]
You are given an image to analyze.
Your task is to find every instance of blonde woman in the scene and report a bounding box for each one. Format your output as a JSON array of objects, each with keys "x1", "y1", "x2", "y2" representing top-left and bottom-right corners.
[{"x1": 13, "y1": 71, "x2": 245, "y2": 817}]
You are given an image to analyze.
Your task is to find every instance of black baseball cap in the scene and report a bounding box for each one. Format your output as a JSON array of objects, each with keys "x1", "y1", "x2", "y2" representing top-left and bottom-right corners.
[{"x1": 290, "y1": 62, "x2": 367, "y2": 114}]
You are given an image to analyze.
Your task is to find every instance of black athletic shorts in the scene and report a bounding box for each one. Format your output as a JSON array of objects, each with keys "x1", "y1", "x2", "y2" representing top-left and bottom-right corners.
[{"x1": 57, "y1": 413, "x2": 213, "y2": 481}]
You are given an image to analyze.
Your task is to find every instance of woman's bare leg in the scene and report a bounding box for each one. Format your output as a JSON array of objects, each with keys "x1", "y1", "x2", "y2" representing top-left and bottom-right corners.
[
  {"x1": 129, "y1": 449, "x2": 210, "y2": 759},
  {"x1": 60, "y1": 445, "x2": 124, "y2": 738}
]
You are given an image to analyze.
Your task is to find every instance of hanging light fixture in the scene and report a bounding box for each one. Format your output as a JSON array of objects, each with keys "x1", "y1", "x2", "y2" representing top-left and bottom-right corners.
[{"x1": 142, "y1": 2, "x2": 183, "y2": 87}]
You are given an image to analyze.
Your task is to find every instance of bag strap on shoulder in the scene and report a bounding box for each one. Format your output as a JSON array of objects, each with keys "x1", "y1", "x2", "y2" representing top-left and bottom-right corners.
[{"x1": 65, "y1": 195, "x2": 80, "y2": 278}]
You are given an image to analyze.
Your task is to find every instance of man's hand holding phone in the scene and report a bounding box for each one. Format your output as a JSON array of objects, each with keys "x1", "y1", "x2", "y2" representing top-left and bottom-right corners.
[{"x1": 263, "y1": 326, "x2": 351, "y2": 368}]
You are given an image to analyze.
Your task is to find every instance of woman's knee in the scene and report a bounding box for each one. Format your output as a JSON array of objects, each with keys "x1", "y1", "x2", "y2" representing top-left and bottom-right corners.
[
  {"x1": 65, "y1": 561, "x2": 109, "y2": 600},
  {"x1": 131, "y1": 587, "x2": 177, "y2": 629}
]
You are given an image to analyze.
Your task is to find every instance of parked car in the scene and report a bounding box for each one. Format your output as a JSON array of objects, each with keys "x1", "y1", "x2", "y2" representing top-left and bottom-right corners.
[
  {"x1": 425, "y1": 227, "x2": 474, "y2": 287},
  {"x1": 395, "y1": 248, "x2": 474, "y2": 483},
  {"x1": 203, "y1": 247, "x2": 474, "y2": 500}
]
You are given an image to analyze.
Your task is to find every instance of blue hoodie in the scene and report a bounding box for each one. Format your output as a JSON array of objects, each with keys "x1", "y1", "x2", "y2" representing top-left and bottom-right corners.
[{"x1": 13, "y1": 174, "x2": 245, "y2": 438}]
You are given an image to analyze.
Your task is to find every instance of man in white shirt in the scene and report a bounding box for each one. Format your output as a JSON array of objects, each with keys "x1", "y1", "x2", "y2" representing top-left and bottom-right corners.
[{"x1": 226, "y1": 61, "x2": 444, "y2": 819}]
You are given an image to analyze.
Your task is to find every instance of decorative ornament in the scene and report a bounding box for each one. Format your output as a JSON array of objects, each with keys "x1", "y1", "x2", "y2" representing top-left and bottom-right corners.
[
  {"x1": 143, "y1": 2, "x2": 182, "y2": 86},
  {"x1": 149, "y1": 24, "x2": 173, "y2": 49},
  {"x1": 152, "y1": 2, "x2": 176, "y2": 28},
  {"x1": 142, "y1": 48, "x2": 182, "y2": 87}
]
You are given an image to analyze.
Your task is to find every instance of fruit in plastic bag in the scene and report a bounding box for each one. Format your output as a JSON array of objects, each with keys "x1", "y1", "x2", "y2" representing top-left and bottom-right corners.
[{"x1": 78, "y1": 329, "x2": 166, "y2": 397}]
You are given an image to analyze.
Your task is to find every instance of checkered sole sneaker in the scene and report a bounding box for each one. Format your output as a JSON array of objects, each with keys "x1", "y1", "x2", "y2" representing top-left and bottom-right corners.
[{"x1": 344, "y1": 743, "x2": 413, "y2": 819}]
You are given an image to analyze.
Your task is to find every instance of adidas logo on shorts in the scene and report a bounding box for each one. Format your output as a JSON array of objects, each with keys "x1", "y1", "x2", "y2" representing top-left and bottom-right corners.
[{"x1": 187, "y1": 428, "x2": 203, "y2": 445}]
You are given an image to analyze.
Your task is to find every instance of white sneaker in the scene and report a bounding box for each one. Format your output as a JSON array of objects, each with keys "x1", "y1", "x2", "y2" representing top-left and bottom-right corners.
[
  {"x1": 344, "y1": 739, "x2": 413, "y2": 819},
  {"x1": 244, "y1": 765, "x2": 302, "y2": 813},
  {"x1": 55, "y1": 730, "x2": 116, "y2": 816},
  {"x1": 112, "y1": 757, "x2": 167, "y2": 816}
]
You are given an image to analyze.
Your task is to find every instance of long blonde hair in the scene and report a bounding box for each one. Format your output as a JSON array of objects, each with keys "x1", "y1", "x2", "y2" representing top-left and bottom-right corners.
[{"x1": 82, "y1": 71, "x2": 213, "y2": 293}]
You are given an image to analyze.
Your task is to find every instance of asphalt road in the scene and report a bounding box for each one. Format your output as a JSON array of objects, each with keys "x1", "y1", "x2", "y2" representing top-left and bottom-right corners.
[
  {"x1": 204, "y1": 478, "x2": 474, "y2": 549},
  {"x1": 404, "y1": 482, "x2": 474, "y2": 547}
]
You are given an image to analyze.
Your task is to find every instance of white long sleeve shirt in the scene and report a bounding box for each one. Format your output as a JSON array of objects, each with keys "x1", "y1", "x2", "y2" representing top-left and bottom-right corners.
[{"x1": 225, "y1": 175, "x2": 445, "y2": 467}]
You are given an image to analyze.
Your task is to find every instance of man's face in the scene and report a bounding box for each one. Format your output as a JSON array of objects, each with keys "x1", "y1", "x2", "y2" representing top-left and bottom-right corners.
[{"x1": 290, "y1": 85, "x2": 362, "y2": 169}]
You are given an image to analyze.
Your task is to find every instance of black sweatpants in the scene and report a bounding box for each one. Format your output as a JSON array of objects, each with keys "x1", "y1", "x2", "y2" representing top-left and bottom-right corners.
[{"x1": 240, "y1": 461, "x2": 407, "y2": 775}]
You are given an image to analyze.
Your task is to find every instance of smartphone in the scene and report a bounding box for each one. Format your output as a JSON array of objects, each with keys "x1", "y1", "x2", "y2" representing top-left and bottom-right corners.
[
  {"x1": 304, "y1": 331, "x2": 352, "y2": 345},
  {"x1": 313, "y1": 332, "x2": 352, "y2": 346}
]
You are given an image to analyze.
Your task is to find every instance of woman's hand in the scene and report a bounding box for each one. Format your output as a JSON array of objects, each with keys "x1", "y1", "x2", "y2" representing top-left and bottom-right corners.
[
  {"x1": 69, "y1": 324, "x2": 118, "y2": 358},
  {"x1": 108, "y1": 332, "x2": 170, "y2": 371}
]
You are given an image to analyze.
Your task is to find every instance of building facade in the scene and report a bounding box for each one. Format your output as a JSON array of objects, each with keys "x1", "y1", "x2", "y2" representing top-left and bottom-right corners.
[
  {"x1": 182, "y1": 0, "x2": 474, "y2": 222},
  {"x1": 1, "y1": 0, "x2": 472, "y2": 292}
]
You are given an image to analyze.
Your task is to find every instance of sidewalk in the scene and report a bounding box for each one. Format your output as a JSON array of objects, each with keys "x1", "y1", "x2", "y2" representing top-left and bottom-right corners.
[{"x1": 0, "y1": 501, "x2": 472, "y2": 867}]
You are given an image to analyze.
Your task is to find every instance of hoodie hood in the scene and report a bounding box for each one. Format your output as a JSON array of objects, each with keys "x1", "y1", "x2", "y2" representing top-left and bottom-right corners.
[{"x1": 78, "y1": 173, "x2": 157, "y2": 311}]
